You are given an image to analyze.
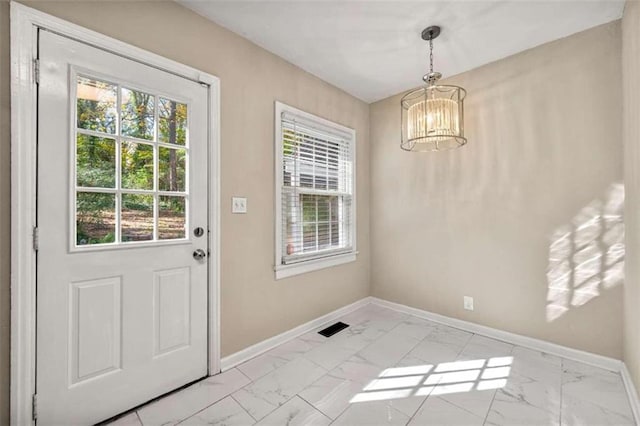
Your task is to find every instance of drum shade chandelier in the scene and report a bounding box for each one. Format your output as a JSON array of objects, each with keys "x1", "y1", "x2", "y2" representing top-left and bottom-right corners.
[{"x1": 401, "y1": 26, "x2": 467, "y2": 152}]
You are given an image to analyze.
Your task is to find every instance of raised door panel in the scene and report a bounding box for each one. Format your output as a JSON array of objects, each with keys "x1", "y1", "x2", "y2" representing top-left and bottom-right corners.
[
  {"x1": 154, "y1": 268, "x2": 191, "y2": 357},
  {"x1": 70, "y1": 277, "x2": 122, "y2": 385}
]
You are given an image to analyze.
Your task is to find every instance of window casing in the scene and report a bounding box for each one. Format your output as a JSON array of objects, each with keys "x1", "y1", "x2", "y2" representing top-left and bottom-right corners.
[{"x1": 275, "y1": 102, "x2": 356, "y2": 278}]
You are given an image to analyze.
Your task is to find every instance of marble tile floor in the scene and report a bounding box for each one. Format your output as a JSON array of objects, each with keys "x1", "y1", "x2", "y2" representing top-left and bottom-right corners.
[{"x1": 108, "y1": 304, "x2": 636, "y2": 426}]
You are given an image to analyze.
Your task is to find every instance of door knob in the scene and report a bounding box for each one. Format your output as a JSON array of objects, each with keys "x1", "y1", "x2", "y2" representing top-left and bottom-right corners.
[{"x1": 193, "y1": 249, "x2": 207, "y2": 261}]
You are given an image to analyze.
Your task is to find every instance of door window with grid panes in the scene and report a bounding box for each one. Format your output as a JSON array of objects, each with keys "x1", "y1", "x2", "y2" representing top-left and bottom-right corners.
[{"x1": 74, "y1": 76, "x2": 190, "y2": 247}]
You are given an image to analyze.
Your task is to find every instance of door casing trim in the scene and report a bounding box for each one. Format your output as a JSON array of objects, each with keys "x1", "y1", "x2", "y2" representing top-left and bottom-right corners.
[{"x1": 10, "y1": 3, "x2": 221, "y2": 424}]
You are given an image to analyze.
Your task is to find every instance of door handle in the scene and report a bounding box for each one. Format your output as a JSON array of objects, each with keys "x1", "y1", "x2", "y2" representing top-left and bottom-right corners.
[{"x1": 193, "y1": 249, "x2": 207, "y2": 261}]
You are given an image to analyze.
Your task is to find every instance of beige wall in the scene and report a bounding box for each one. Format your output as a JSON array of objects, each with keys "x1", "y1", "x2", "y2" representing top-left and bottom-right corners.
[
  {"x1": 0, "y1": 1, "x2": 370, "y2": 422},
  {"x1": 623, "y1": 0, "x2": 640, "y2": 396},
  {"x1": 370, "y1": 21, "x2": 624, "y2": 358}
]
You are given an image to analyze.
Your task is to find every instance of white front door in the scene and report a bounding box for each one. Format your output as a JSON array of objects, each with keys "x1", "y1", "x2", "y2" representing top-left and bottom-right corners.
[{"x1": 36, "y1": 30, "x2": 210, "y2": 425}]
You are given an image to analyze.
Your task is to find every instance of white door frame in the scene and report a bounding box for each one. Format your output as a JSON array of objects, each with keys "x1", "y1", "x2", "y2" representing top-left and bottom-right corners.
[{"x1": 9, "y1": 3, "x2": 221, "y2": 424}]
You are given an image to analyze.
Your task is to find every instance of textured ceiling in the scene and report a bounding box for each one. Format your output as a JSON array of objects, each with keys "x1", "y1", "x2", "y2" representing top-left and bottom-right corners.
[{"x1": 179, "y1": 0, "x2": 625, "y2": 103}]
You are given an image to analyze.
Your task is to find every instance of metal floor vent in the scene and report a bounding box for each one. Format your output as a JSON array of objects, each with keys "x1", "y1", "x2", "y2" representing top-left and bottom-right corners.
[{"x1": 318, "y1": 321, "x2": 349, "y2": 337}]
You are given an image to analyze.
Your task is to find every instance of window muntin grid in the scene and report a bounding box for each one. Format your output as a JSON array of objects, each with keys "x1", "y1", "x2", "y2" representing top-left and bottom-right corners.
[{"x1": 73, "y1": 74, "x2": 189, "y2": 247}]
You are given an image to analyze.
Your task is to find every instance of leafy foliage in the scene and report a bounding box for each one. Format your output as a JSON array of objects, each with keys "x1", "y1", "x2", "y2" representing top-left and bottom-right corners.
[
  {"x1": 76, "y1": 77, "x2": 117, "y2": 134},
  {"x1": 76, "y1": 192, "x2": 115, "y2": 245},
  {"x1": 75, "y1": 77, "x2": 188, "y2": 245},
  {"x1": 76, "y1": 134, "x2": 116, "y2": 188},
  {"x1": 121, "y1": 88, "x2": 154, "y2": 140},
  {"x1": 122, "y1": 141, "x2": 154, "y2": 189}
]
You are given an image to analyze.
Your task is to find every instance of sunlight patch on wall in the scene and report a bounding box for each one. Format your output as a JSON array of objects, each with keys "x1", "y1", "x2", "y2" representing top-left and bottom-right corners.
[
  {"x1": 546, "y1": 183, "x2": 624, "y2": 322},
  {"x1": 350, "y1": 357, "x2": 512, "y2": 403}
]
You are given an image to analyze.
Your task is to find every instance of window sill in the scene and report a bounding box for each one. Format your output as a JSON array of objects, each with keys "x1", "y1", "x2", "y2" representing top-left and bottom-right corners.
[{"x1": 275, "y1": 251, "x2": 357, "y2": 280}]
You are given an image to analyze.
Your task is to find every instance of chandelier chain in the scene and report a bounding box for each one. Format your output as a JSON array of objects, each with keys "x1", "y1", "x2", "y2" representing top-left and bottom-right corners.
[{"x1": 429, "y1": 37, "x2": 434, "y2": 73}]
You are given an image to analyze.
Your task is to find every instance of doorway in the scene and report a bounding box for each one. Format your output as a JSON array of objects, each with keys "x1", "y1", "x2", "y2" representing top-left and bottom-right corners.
[{"x1": 11, "y1": 5, "x2": 221, "y2": 424}]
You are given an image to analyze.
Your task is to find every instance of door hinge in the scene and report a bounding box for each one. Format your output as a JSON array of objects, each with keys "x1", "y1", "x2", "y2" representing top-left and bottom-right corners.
[
  {"x1": 32, "y1": 226, "x2": 39, "y2": 251},
  {"x1": 33, "y1": 58, "x2": 40, "y2": 85},
  {"x1": 32, "y1": 394, "x2": 37, "y2": 421}
]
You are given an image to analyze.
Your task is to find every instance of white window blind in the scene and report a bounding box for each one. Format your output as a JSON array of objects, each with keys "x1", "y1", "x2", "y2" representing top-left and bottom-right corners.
[{"x1": 277, "y1": 107, "x2": 355, "y2": 267}]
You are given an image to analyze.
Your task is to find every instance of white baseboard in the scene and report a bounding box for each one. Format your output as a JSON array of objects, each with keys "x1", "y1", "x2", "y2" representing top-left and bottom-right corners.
[
  {"x1": 371, "y1": 297, "x2": 640, "y2": 424},
  {"x1": 621, "y1": 362, "x2": 640, "y2": 424},
  {"x1": 370, "y1": 297, "x2": 622, "y2": 372},
  {"x1": 219, "y1": 295, "x2": 639, "y2": 425},
  {"x1": 220, "y1": 296, "x2": 373, "y2": 370}
]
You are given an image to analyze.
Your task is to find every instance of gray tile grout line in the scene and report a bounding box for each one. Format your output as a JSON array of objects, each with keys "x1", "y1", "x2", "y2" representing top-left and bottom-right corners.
[
  {"x1": 131, "y1": 369, "x2": 254, "y2": 425},
  {"x1": 303, "y1": 370, "x2": 356, "y2": 422},
  {"x1": 382, "y1": 316, "x2": 446, "y2": 424},
  {"x1": 235, "y1": 366, "x2": 254, "y2": 383},
  {"x1": 237, "y1": 338, "x2": 325, "y2": 382},
  {"x1": 303, "y1": 352, "x2": 332, "y2": 371},
  {"x1": 295, "y1": 394, "x2": 334, "y2": 424},
  {"x1": 174, "y1": 397, "x2": 224, "y2": 425},
  {"x1": 405, "y1": 384, "x2": 434, "y2": 425},
  {"x1": 443, "y1": 393, "x2": 487, "y2": 420},
  {"x1": 229, "y1": 339, "x2": 328, "y2": 422},
  {"x1": 236, "y1": 351, "x2": 292, "y2": 382},
  {"x1": 229, "y1": 393, "x2": 258, "y2": 424},
  {"x1": 481, "y1": 337, "x2": 515, "y2": 426},
  {"x1": 231, "y1": 362, "x2": 329, "y2": 423},
  {"x1": 327, "y1": 393, "x2": 410, "y2": 426},
  {"x1": 237, "y1": 387, "x2": 307, "y2": 424},
  {"x1": 481, "y1": 388, "x2": 500, "y2": 423},
  {"x1": 406, "y1": 329, "x2": 481, "y2": 425},
  {"x1": 170, "y1": 374, "x2": 253, "y2": 425}
]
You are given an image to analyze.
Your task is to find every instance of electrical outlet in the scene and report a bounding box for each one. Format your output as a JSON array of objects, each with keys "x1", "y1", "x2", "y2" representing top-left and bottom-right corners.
[
  {"x1": 232, "y1": 197, "x2": 247, "y2": 214},
  {"x1": 464, "y1": 296, "x2": 474, "y2": 311}
]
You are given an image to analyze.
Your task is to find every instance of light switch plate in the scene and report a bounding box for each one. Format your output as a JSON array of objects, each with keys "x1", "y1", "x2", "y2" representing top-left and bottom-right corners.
[
  {"x1": 232, "y1": 197, "x2": 247, "y2": 214},
  {"x1": 464, "y1": 296, "x2": 474, "y2": 311}
]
